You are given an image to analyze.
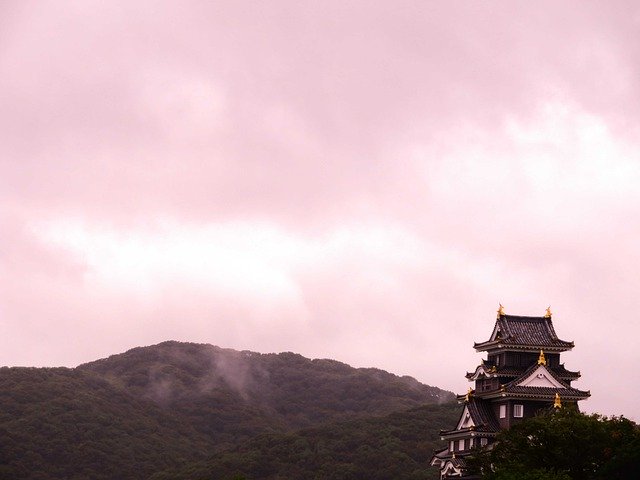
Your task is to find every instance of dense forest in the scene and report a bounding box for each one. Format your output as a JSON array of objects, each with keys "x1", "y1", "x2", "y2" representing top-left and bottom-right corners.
[
  {"x1": 0, "y1": 342, "x2": 456, "y2": 479},
  {"x1": 467, "y1": 408, "x2": 640, "y2": 479},
  {"x1": 151, "y1": 403, "x2": 460, "y2": 480}
]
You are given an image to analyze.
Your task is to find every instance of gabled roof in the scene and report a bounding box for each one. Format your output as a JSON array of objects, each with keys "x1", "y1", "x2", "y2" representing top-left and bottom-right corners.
[
  {"x1": 455, "y1": 405, "x2": 476, "y2": 430},
  {"x1": 515, "y1": 364, "x2": 566, "y2": 389},
  {"x1": 431, "y1": 446, "x2": 450, "y2": 462},
  {"x1": 477, "y1": 362, "x2": 590, "y2": 401},
  {"x1": 432, "y1": 455, "x2": 469, "y2": 471},
  {"x1": 442, "y1": 457, "x2": 466, "y2": 471},
  {"x1": 474, "y1": 314, "x2": 574, "y2": 352},
  {"x1": 467, "y1": 397, "x2": 500, "y2": 432},
  {"x1": 441, "y1": 397, "x2": 500, "y2": 435},
  {"x1": 467, "y1": 364, "x2": 581, "y2": 381}
]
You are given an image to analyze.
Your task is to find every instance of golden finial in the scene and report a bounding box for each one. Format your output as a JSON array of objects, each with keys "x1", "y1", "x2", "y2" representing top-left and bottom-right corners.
[
  {"x1": 538, "y1": 350, "x2": 547, "y2": 365},
  {"x1": 553, "y1": 392, "x2": 562, "y2": 409},
  {"x1": 544, "y1": 306, "x2": 552, "y2": 318},
  {"x1": 497, "y1": 303, "x2": 505, "y2": 318},
  {"x1": 465, "y1": 387, "x2": 473, "y2": 402},
  {"x1": 452, "y1": 452, "x2": 456, "y2": 459}
]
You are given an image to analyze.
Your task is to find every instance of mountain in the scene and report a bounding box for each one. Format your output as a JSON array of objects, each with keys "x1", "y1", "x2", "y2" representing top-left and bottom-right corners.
[
  {"x1": 0, "y1": 367, "x2": 210, "y2": 479},
  {"x1": 150, "y1": 402, "x2": 460, "y2": 480},
  {"x1": 0, "y1": 341, "x2": 456, "y2": 479},
  {"x1": 79, "y1": 341, "x2": 454, "y2": 446}
]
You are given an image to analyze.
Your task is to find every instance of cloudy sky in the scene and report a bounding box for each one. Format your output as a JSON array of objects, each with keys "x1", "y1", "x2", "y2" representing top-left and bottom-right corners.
[{"x1": 1, "y1": 1, "x2": 639, "y2": 419}]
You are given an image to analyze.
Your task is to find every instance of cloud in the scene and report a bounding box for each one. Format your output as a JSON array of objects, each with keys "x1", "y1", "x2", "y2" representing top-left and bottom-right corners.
[{"x1": 1, "y1": 1, "x2": 640, "y2": 420}]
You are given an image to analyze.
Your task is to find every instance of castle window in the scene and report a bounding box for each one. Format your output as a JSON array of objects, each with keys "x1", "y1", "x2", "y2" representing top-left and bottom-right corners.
[
  {"x1": 480, "y1": 437, "x2": 488, "y2": 447},
  {"x1": 514, "y1": 404, "x2": 524, "y2": 417},
  {"x1": 450, "y1": 440, "x2": 454, "y2": 452},
  {"x1": 458, "y1": 439, "x2": 465, "y2": 451},
  {"x1": 499, "y1": 404, "x2": 506, "y2": 418}
]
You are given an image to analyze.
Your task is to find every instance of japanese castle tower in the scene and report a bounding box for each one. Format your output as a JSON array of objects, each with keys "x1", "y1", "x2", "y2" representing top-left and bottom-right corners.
[{"x1": 430, "y1": 306, "x2": 590, "y2": 479}]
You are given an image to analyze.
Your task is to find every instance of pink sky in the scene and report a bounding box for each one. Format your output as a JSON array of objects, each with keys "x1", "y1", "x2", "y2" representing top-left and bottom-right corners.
[{"x1": 1, "y1": 1, "x2": 639, "y2": 419}]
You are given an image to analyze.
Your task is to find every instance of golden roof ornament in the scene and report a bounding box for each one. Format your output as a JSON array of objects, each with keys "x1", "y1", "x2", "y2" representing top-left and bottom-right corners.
[
  {"x1": 553, "y1": 392, "x2": 562, "y2": 409},
  {"x1": 544, "y1": 306, "x2": 552, "y2": 318},
  {"x1": 497, "y1": 303, "x2": 505, "y2": 318},
  {"x1": 538, "y1": 350, "x2": 547, "y2": 365},
  {"x1": 465, "y1": 387, "x2": 473, "y2": 402}
]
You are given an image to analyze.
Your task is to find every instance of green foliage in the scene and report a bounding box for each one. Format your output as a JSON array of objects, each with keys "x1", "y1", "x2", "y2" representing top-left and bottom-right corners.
[
  {"x1": 0, "y1": 342, "x2": 456, "y2": 479},
  {"x1": 80, "y1": 341, "x2": 453, "y2": 434},
  {"x1": 0, "y1": 367, "x2": 210, "y2": 479},
  {"x1": 150, "y1": 402, "x2": 460, "y2": 480},
  {"x1": 467, "y1": 408, "x2": 640, "y2": 479}
]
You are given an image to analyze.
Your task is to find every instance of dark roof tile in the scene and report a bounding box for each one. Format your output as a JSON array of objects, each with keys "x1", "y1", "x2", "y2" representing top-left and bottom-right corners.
[
  {"x1": 475, "y1": 315, "x2": 574, "y2": 350},
  {"x1": 502, "y1": 385, "x2": 590, "y2": 399},
  {"x1": 553, "y1": 365, "x2": 581, "y2": 379},
  {"x1": 467, "y1": 397, "x2": 501, "y2": 432},
  {"x1": 442, "y1": 397, "x2": 500, "y2": 434}
]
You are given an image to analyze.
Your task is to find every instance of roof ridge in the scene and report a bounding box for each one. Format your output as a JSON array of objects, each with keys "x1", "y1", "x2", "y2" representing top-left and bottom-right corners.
[{"x1": 502, "y1": 314, "x2": 548, "y2": 320}]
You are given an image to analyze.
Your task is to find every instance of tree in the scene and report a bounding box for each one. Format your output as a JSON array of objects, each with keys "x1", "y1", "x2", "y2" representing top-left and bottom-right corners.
[{"x1": 467, "y1": 408, "x2": 640, "y2": 479}]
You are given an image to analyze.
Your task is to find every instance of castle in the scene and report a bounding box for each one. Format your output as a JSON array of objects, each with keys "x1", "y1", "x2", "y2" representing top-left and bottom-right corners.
[{"x1": 430, "y1": 306, "x2": 590, "y2": 479}]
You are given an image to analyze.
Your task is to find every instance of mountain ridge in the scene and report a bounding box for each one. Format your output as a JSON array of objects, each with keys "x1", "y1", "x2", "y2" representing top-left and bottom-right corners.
[
  {"x1": 0, "y1": 341, "x2": 456, "y2": 479},
  {"x1": 78, "y1": 340, "x2": 453, "y2": 434}
]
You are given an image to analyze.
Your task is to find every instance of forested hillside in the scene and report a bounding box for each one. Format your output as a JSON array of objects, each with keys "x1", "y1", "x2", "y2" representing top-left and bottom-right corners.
[
  {"x1": 0, "y1": 342, "x2": 456, "y2": 479},
  {"x1": 151, "y1": 402, "x2": 460, "y2": 480},
  {"x1": 0, "y1": 367, "x2": 210, "y2": 479},
  {"x1": 79, "y1": 341, "x2": 453, "y2": 447}
]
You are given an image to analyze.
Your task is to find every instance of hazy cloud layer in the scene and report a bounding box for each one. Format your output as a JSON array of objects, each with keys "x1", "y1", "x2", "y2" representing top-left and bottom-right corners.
[{"x1": 1, "y1": 1, "x2": 639, "y2": 419}]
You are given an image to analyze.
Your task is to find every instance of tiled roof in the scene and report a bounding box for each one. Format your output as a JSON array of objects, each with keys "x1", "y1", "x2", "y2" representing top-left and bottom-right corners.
[
  {"x1": 432, "y1": 447, "x2": 449, "y2": 460},
  {"x1": 448, "y1": 457, "x2": 467, "y2": 468},
  {"x1": 502, "y1": 385, "x2": 590, "y2": 399},
  {"x1": 467, "y1": 364, "x2": 579, "y2": 380},
  {"x1": 494, "y1": 366, "x2": 525, "y2": 376},
  {"x1": 473, "y1": 362, "x2": 590, "y2": 401},
  {"x1": 465, "y1": 364, "x2": 498, "y2": 379},
  {"x1": 441, "y1": 397, "x2": 500, "y2": 434},
  {"x1": 467, "y1": 397, "x2": 500, "y2": 432},
  {"x1": 474, "y1": 315, "x2": 574, "y2": 350},
  {"x1": 434, "y1": 454, "x2": 469, "y2": 467},
  {"x1": 553, "y1": 365, "x2": 581, "y2": 379},
  {"x1": 501, "y1": 362, "x2": 589, "y2": 399}
]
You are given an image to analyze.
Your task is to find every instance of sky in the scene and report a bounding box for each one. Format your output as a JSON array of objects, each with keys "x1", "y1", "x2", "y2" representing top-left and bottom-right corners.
[{"x1": 1, "y1": 1, "x2": 639, "y2": 420}]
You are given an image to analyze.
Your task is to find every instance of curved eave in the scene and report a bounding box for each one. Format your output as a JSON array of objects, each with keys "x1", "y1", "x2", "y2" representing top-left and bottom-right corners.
[
  {"x1": 430, "y1": 446, "x2": 449, "y2": 466},
  {"x1": 553, "y1": 367, "x2": 581, "y2": 379},
  {"x1": 473, "y1": 341, "x2": 574, "y2": 353},
  {"x1": 440, "y1": 427, "x2": 498, "y2": 438},
  {"x1": 440, "y1": 426, "x2": 476, "y2": 436},
  {"x1": 479, "y1": 388, "x2": 591, "y2": 401},
  {"x1": 556, "y1": 373, "x2": 581, "y2": 380},
  {"x1": 435, "y1": 453, "x2": 471, "y2": 463},
  {"x1": 457, "y1": 394, "x2": 476, "y2": 402},
  {"x1": 466, "y1": 364, "x2": 498, "y2": 380}
]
